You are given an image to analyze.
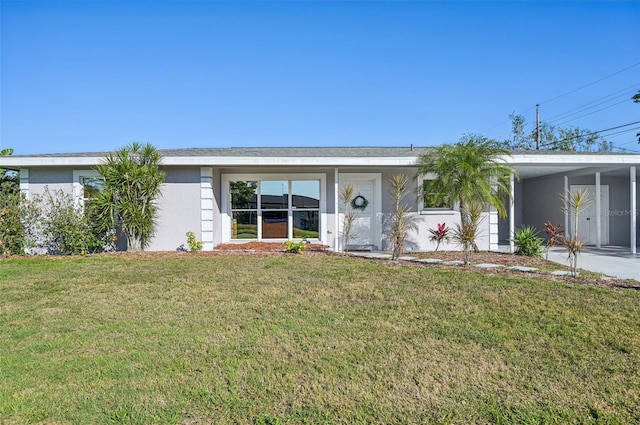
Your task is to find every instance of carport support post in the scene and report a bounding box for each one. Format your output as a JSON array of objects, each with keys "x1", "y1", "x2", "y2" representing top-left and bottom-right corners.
[
  {"x1": 632, "y1": 166, "x2": 637, "y2": 255},
  {"x1": 596, "y1": 172, "x2": 601, "y2": 249},
  {"x1": 564, "y1": 175, "x2": 569, "y2": 237},
  {"x1": 334, "y1": 168, "x2": 340, "y2": 252},
  {"x1": 509, "y1": 172, "x2": 515, "y2": 253}
]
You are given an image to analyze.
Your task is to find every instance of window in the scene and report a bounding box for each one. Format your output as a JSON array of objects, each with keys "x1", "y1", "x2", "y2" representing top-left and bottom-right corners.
[
  {"x1": 73, "y1": 170, "x2": 105, "y2": 207},
  {"x1": 230, "y1": 181, "x2": 258, "y2": 239},
  {"x1": 228, "y1": 178, "x2": 321, "y2": 240},
  {"x1": 419, "y1": 177, "x2": 455, "y2": 212},
  {"x1": 291, "y1": 180, "x2": 320, "y2": 239},
  {"x1": 80, "y1": 176, "x2": 105, "y2": 201}
]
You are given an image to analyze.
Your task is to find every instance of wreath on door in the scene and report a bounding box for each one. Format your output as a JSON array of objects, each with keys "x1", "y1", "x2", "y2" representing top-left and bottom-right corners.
[{"x1": 351, "y1": 195, "x2": 369, "y2": 211}]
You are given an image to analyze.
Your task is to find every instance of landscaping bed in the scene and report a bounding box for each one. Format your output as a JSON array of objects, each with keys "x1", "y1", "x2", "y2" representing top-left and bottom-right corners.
[{"x1": 213, "y1": 242, "x2": 640, "y2": 290}]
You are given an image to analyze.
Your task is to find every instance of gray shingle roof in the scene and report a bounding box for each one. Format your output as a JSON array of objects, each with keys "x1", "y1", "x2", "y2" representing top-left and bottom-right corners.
[{"x1": 10, "y1": 146, "x2": 430, "y2": 158}]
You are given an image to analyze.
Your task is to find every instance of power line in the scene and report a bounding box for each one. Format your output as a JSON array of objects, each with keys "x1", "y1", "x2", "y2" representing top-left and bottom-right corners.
[
  {"x1": 607, "y1": 132, "x2": 640, "y2": 151},
  {"x1": 600, "y1": 126, "x2": 640, "y2": 139},
  {"x1": 524, "y1": 85, "x2": 639, "y2": 134},
  {"x1": 539, "y1": 62, "x2": 640, "y2": 106},
  {"x1": 551, "y1": 98, "x2": 633, "y2": 128},
  {"x1": 544, "y1": 85, "x2": 639, "y2": 125},
  {"x1": 539, "y1": 120, "x2": 640, "y2": 148},
  {"x1": 480, "y1": 63, "x2": 640, "y2": 138},
  {"x1": 612, "y1": 146, "x2": 640, "y2": 153}
]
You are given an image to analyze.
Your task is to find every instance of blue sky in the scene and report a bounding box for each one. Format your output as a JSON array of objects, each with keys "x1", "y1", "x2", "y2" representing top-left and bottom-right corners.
[{"x1": 1, "y1": 1, "x2": 639, "y2": 155}]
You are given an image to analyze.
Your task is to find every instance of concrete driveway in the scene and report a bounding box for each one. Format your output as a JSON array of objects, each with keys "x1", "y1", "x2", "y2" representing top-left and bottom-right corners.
[{"x1": 546, "y1": 246, "x2": 640, "y2": 281}]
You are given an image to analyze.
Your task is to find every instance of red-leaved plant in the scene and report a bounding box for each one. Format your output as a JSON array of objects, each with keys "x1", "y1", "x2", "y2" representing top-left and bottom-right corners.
[
  {"x1": 544, "y1": 221, "x2": 563, "y2": 260},
  {"x1": 428, "y1": 223, "x2": 450, "y2": 251}
]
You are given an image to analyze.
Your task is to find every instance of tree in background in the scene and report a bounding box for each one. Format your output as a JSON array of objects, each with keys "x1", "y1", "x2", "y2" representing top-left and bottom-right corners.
[
  {"x1": 92, "y1": 143, "x2": 165, "y2": 252},
  {"x1": 504, "y1": 114, "x2": 612, "y2": 152},
  {"x1": 417, "y1": 135, "x2": 514, "y2": 260}
]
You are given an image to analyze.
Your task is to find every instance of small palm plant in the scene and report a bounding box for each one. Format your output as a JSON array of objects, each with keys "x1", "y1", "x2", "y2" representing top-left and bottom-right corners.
[
  {"x1": 386, "y1": 174, "x2": 419, "y2": 260},
  {"x1": 339, "y1": 183, "x2": 357, "y2": 254},
  {"x1": 559, "y1": 189, "x2": 593, "y2": 277},
  {"x1": 452, "y1": 202, "x2": 483, "y2": 265},
  {"x1": 428, "y1": 223, "x2": 450, "y2": 251}
]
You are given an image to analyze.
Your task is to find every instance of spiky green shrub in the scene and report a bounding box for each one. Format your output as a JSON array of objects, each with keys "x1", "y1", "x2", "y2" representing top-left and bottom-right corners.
[
  {"x1": 511, "y1": 225, "x2": 544, "y2": 257},
  {"x1": 93, "y1": 143, "x2": 165, "y2": 252}
]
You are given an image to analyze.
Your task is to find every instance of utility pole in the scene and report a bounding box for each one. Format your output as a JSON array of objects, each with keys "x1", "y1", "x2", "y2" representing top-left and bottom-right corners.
[{"x1": 536, "y1": 104, "x2": 541, "y2": 150}]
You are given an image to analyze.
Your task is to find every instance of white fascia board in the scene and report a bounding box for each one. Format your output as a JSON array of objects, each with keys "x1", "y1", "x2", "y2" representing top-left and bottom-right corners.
[
  {"x1": 0, "y1": 157, "x2": 105, "y2": 167},
  {"x1": 504, "y1": 153, "x2": 640, "y2": 167}
]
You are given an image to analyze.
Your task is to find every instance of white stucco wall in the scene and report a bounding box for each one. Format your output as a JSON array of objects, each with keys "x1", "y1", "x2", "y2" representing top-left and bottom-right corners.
[
  {"x1": 21, "y1": 164, "x2": 496, "y2": 253},
  {"x1": 147, "y1": 167, "x2": 202, "y2": 251}
]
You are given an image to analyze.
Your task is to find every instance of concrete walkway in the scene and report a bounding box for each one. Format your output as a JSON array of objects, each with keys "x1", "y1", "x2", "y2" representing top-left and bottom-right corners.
[
  {"x1": 349, "y1": 246, "x2": 640, "y2": 282},
  {"x1": 546, "y1": 246, "x2": 640, "y2": 281}
]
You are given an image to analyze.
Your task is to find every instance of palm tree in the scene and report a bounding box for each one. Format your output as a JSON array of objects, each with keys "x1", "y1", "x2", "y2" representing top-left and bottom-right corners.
[
  {"x1": 92, "y1": 143, "x2": 165, "y2": 252},
  {"x1": 417, "y1": 134, "x2": 515, "y2": 257}
]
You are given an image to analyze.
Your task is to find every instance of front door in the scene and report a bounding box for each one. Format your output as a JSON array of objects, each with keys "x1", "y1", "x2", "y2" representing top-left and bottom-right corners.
[
  {"x1": 570, "y1": 185, "x2": 609, "y2": 245},
  {"x1": 338, "y1": 173, "x2": 381, "y2": 250}
]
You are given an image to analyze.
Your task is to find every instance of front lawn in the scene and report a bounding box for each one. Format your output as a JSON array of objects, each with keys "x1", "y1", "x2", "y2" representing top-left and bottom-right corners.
[{"x1": 1, "y1": 253, "x2": 638, "y2": 424}]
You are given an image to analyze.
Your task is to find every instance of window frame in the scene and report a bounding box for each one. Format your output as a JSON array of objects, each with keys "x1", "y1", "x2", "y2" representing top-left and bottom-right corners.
[
  {"x1": 72, "y1": 170, "x2": 104, "y2": 208},
  {"x1": 223, "y1": 173, "x2": 326, "y2": 242},
  {"x1": 417, "y1": 174, "x2": 458, "y2": 215}
]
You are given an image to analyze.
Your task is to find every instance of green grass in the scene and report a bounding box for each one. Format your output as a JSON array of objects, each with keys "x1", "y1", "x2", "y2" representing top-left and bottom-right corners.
[{"x1": 1, "y1": 254, "x2": 639, "y2": 424}]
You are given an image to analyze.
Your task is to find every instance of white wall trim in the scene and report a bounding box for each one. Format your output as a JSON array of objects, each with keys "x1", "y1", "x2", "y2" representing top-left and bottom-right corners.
[
  {"x1": 19, "y1": 168, "x2": 29, "y2": 199},
  {"x1": 200, "y1": 167, "x2": 215, "y2": 251},
  {"x1": 489, "y1": 206, "x2": 499, "y2": 252}
]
